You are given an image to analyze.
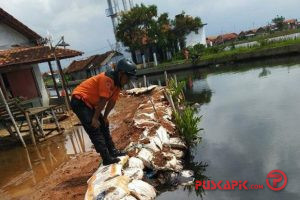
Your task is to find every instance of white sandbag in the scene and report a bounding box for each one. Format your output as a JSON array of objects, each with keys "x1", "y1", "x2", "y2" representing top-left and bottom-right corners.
[
  {"x1": 178, "y1": 170, "x2": 194, "y2": 186},
  {"x1": 156, "y1": 126, "x2": 170, "y2": 144},
  {"x1": 85, "y1": 176, "x2": 130, "y2": 200},
  {"x1": 152, "y1": 136, "x2": 163, "y2": 150},
  {"x1": 102, "y1": 187, "x2": 128, "y2": 200},
  {"x1": 118, "y1": 155, "x2": 130, "y2": 166},
  {"x1": 152, "y1": 155, "x2": 183, "y2": 172},
  {"x1": 120, "y1": 196, "x2": 137, "y2": 200},
  {"x1": 88, "y1": 164, "x2": 123, "y2": 185},
  {"x1": 144, "y1": 141, "x2": 160, "y2": 152},
  {"x1": 126, "y1": 85, "x2": 157, "y2": 95},
  {"x1": 128, "y1": 180, "x2": 156, "y2": 200},
  {"x1": 123, "y1": 168, "x2": 144, "y2": 180},
  {"x1": 170, "y1": 149, "x2": 185, "y2": 159},
  {"x1": 137, "y1": 148, "x2": 153, "y2": 168},
  {"x1": 128, "y1": 157, "x2": 144, "y2": 169},
  {"x1": 168, "y1": 137, "x2": 187, "y2": 149}
]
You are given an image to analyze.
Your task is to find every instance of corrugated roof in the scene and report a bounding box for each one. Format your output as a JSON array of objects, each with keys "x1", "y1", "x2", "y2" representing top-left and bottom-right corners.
[
  {"x1": 0, "y1": 7, "x2": 42, "y2": 44},
  {"x1": 65, "y1": 51, "x2": 118, "y2": 74},
  {"x1": 0, "y1": 46, "x2": 83, "y2": 68}
]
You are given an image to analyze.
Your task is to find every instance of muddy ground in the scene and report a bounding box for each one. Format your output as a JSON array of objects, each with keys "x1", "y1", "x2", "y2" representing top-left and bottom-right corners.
[{"x1": 24, "y1": 90, "x2": 167, "y2": 200}]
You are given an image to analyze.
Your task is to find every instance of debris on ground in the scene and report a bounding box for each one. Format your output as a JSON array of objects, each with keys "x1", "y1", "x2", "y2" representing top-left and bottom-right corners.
[{"x1": 84, "y1": 86, "x2": 194, "y2": 200}]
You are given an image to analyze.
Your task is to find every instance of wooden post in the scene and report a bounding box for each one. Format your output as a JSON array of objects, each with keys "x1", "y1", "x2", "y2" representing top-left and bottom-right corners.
[
  {"x1": 0, "y1": 74, "x2": 8, "y2": 99},
  {"x1": 164, "y1": 71, "x2": 168, "y2": 86},
  {"x1": 25, "y1": 112, "x2": 37, "y2": 146},
  {"x1": 158, "y1": 80, "x2": 161, "y2": 86},
  {"x1": 47, "y1": 61, "x2": 60, "y2": 98},
  {"x1": 50, "y1": 108, "x2": 62, "y2": 133},
  {"x1": 0, "y1": 87, "x2": 27, "y2": 148},
  {"x1": 143, "y1": 75, "x2": 147, "y2": 87},
  {"x1": 55, "y1": 57, "x2": 71, "y2": 111}
]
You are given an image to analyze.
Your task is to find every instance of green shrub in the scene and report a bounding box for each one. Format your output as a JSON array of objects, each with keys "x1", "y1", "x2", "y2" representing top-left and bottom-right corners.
[
  {"x1": 174, "y1": 106, "x2": 202, "y2": 146},
  {"x1": 167, "y1": 78, "x2": 185, "y2": 105}
]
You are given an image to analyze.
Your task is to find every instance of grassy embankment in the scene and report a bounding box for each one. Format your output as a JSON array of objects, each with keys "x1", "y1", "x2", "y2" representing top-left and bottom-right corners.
[{"x1": 157, "y1": 36, "x2": 300, "y2": 69}]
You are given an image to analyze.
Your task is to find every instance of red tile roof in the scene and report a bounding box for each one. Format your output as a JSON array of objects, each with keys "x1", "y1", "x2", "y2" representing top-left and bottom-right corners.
[
  {"x1": 65, "y1": 51, "x2": 117, "y2": 74},
  {"x1": 284, "y1": 19, "x2": 297, "y2": 24},
  {"x1": 0, "y1": 8, "x2": 42, "y2": 44},
  {"x1": 0, "y1": 46, "x2": 83, "y2": 68},
  {"x1": 215, "y1": 33, "x2": 238, "y2": 44}
]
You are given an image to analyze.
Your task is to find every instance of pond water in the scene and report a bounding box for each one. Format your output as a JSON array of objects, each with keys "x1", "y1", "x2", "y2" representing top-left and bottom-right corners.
[
  {"x1": 154, "y1": 57, "x2": 300, "y2": 199},
  {"x1": 0, "y1": 126, "x2": 93, "y2": 199}
]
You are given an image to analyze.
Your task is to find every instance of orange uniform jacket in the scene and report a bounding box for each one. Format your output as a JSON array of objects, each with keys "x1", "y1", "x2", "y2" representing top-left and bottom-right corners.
[{"x1": 72, "y1": 72, "x2": 120, "y2": 108}]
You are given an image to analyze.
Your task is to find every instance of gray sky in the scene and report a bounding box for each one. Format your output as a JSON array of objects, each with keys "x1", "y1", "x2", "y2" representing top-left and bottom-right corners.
[{"x1": 1, "y1": 0, "x2": 299, "y2": 72}]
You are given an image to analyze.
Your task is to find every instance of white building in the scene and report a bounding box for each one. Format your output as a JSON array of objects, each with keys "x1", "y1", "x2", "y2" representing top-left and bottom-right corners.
[
  {"x1": 186, "y1": 24, "x2": 207, "y2": 47},
  {"x1": 0, "y1": 8, "x2": 82, "y2": 106}
]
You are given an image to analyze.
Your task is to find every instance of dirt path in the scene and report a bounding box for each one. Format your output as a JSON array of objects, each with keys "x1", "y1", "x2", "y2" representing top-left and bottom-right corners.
[{"x1": 25, "y1": 93, "x2": 146, "y2": 200}]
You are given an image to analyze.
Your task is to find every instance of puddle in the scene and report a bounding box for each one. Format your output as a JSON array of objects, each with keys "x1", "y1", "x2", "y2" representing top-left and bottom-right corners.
[{"x1": 0, "y1": 126, "x2": 93, "y2": 199}]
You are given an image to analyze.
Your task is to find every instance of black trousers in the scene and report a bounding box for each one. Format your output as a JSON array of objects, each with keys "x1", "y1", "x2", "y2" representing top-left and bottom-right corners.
[{"x1": 70, "y1": 97, "x2": 115, "y2": 154}]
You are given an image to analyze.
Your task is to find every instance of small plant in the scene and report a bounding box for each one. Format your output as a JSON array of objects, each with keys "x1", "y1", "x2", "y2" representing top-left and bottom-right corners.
[
  {"x1": 174, "y1": 106, "x2": 202, "y2": 146},
  {"x1": 167, "y1": 78, "x2": 185, "y2": 105}
]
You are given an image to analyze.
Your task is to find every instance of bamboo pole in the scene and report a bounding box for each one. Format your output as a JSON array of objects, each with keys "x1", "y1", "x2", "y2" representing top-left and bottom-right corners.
[
  {"x1": 174, "y1": 74, "x2": 178, "y2": 87},
  {"x1": 164, "y1": 71, "x2": 168, "y2": 86},
  {"x1": 47, "y1": 61, "x2": 60, "y2": 98},
  {"x1": 143, "y1": 75, "x2": 147, "y2": 87},
  {"x1": 0, "y1": 87, "x2": 27, "y2": 148}
]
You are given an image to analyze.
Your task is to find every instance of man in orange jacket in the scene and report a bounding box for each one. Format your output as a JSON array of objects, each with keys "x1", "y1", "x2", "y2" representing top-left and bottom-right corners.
[{"x1": 70, "y1": 59, "x2": 137, "y2": 165}]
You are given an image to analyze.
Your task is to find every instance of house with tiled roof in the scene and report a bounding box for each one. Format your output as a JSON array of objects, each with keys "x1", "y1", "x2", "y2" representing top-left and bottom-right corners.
[
  {"x1": 283, "y1": 19, "x2": 298, "y2": 29},
  {"x1": 239, "y1": 29, "x2": 258, "y2": 39},
  {"x1": 214, "y1": 33, "x2": 238, "y2": 45},
  {"x1": 0, "y1": 8, "x2": 82, "y2": 106},
  {"x1": 65, "y1": 51, "x2": 123, "y2": 80},
  {"x1": 206, "y1": 36, "x2": 217, "y2": 47}
]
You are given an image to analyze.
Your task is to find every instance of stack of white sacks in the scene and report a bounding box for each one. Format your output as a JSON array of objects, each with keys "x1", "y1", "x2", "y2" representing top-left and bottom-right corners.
[{"x1": 85, "y1": 86, "x2": 194, "y2": 200}]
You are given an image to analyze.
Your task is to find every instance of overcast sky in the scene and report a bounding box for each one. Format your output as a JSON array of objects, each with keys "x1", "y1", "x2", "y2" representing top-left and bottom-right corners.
[{"x1": 1, "y1": 0, "x2": 299, "y2": 71}]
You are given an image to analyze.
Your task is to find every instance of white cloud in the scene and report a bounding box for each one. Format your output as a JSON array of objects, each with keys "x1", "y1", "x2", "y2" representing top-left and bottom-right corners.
[{"x1": 1, "y1": 0, "x2": 300, "y2": 72}]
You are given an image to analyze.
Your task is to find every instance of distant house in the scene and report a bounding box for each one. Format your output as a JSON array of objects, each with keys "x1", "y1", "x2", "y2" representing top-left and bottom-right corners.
[
  {"x1": 65, "y1": 51, "x2": 123, "y2": 80},
  {"x1": 256, "y1": 26, "x2": 270, "y2": 35},
  {"x1": 284, "y1": 19, "x2": 298, "y2": 30},
  {"x1": 239, "y1": 29, "x2": 257, "y2": 39},
  {"x1": 0, "y1": 8, "x2": 82, "y2": 106},
  {"x1": 42, "y1": 70, "x2": 60, "y2": 84},
  {"x1": 214, "y1": 33, "x2": 238, "y2": 45},
  {"x1": 206, "y1": 36, "x2": 217, "y2": 47}
]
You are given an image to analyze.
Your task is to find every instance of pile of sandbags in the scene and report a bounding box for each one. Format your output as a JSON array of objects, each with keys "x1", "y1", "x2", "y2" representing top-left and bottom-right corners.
[{"x1": 85, "y1": 87, "x2": 193, "y2": 200}]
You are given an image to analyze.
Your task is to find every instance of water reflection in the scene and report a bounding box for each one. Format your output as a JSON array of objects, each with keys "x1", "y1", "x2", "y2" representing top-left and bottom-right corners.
[
  {"x1": 0, "y1": 126, "x2": 93, "y2": 199},
  {"x1": 156, "y1": 57, "x2": 300, "y2": 200},
  {"x1": 258, "y1": 68, "x2": 271, "y2": 78}
]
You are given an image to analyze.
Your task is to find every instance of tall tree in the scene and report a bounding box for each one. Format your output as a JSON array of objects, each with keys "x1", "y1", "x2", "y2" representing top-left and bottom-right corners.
[
  {"x1": 116, "y1": 4, "x2": 157, "y2": 52},
  {"x1": 272, "y1": 15, "x2": 285, "y2": 30},
  {"x1": 173, "y1": 12, "x2": 202, "y2": 49}
]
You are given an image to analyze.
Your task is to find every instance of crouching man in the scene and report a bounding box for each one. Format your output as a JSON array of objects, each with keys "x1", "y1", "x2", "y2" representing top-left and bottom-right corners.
[{"x1": 70, "y1": 59, "x2": 137, "y2": 165}]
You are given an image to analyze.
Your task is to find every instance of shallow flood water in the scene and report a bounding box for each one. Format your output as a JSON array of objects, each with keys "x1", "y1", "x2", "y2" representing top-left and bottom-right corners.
[
  {"x1": 0, "y1": 126, "x2": 93, "y2": 199},
  {"x1": 156, "y1": 59, "x2": 300, "y2": 199}
]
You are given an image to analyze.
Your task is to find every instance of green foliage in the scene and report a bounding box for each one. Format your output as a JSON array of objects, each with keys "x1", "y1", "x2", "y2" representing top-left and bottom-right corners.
[
  {"x1": 116, "y1": 4, "x2": 203, "y2": 60},
  {"x1": 166, "y1": 77, "x2": 202, "y2": 146},
  {"x1": 116, "y1": 4, "x2": 158, "y2": 51},
  {"x1": 272, "y1": 15, "x2": 285, "y2": 30},
  {"x1": 167, "y1": 78, "x2": 185, "y2": 104},
  {"x1": 174, "y1": 106, "x2": 202, "y2": 146},
  {"x1": 173, "y1": 12, "x2": 203, "y2": 49}
]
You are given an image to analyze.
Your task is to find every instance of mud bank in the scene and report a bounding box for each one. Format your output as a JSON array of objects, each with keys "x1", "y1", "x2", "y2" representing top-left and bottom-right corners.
[
  {"x1": 26, "y1": 86, "x2": 188, "y2": 200},
  {"x1": 85, "y1": 86, "x2": 193, "y2": 200}
]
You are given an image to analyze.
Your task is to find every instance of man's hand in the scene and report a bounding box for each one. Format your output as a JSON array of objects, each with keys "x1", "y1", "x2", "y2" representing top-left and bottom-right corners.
[{"x1": 91, "y1": 117, "x2": 100, "y2": 128}]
